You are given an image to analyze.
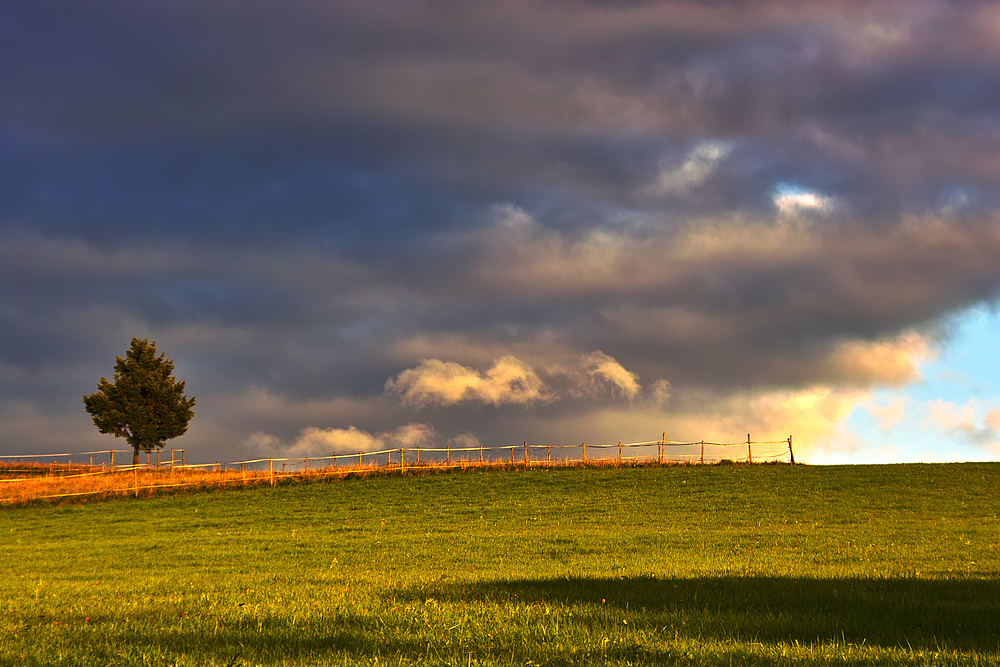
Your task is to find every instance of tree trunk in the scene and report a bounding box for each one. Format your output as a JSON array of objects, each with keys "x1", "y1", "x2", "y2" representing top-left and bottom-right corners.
[{"x1": 133, "y1": 447, "x2": 139, "y2": 466}]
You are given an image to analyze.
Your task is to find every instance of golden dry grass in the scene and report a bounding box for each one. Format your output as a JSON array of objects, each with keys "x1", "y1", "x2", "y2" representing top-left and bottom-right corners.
[
  {"x1": 0, "y1": 462, "x2": 267, "y2": 506},
  {"x1": 0, "y1": 456, "x2": 707, "y2": 507}
]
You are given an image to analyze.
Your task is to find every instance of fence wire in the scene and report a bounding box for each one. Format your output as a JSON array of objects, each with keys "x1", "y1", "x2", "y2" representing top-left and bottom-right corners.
[{"x1": 1, "y1": 436, "x2": 794, "y2": 502}]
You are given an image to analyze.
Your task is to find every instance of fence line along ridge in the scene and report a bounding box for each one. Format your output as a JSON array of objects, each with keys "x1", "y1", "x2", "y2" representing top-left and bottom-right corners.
[{"x1": 1, "y1": 435, "x2": 796, "y2": 503}]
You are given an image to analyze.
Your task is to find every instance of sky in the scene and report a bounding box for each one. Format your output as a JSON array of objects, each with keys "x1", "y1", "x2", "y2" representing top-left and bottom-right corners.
[{"x1": 3, "y1": 0, "x2": 1000, "y2": 465}]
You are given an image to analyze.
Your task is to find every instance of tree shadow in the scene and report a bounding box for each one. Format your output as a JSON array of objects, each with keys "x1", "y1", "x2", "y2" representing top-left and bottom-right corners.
[
  {"x1": 9, "y1": 576, "x2": 997, "y2": 666},
  {"x1": 396, "y1": 574, "x2": 1000, "y2": 653}
]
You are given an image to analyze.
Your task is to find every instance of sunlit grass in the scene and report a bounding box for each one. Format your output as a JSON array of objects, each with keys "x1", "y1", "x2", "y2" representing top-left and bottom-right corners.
[
  {"x1": 0, "y1": 458, "x2": 700, "y2": 507},
  {"x1": 0, "y1": 462, "x2": 272, "y2": 506},
  {"x1": 1, "y1": 462, "x2": 998, "y2": 665}
]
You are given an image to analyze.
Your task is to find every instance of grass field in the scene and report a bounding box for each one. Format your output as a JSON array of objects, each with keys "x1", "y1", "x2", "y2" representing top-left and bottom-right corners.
[{"x1": 1, "y1": 462, "x2": 998, "y2": 666}]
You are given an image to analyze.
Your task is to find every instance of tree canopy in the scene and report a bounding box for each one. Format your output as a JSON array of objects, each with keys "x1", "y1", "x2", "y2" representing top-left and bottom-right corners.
[{"x1": 83, "y1": 338, "x2": 195, "y2": 465}]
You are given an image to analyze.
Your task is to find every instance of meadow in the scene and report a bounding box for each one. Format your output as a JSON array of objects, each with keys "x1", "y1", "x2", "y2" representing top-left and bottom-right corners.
[{"x1": 1, "y1": 462, "x2": 998, "y2": 666}]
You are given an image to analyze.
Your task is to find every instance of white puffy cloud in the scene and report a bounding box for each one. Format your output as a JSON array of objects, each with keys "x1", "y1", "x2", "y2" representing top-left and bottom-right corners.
[
  {"x1": 386, "y1": 351, "x2": 644, "y2": 407},
  {"x1": 824, "y1": 331, "x2": 935, "y2": 387},
  {"x1": 385, "y1": 356, "x2": 550, "y2": 407},
  {"x1": 252, "y1": 422, "x2": 440, "y2": 458},
  {"x1": 558, "y1": 351, "x2": 641, "y2": 399},
  {"x1": 385, "y1": 422, "x2": 438, "y2": 450},
  {"x1": 291, "y1": 425, "x2": 382, "y2": 457},
  {"x1": 580, "y1": 351, "x2": 641, "y2": 398},
  {"x1": 919, "y1": 398, "x2": 1000, "y2": 447},
  {"x1": 864, "y1": 396, "x2": 909, "y2": 432},
  {"x1": 923, "y1": 399, "x2": 977, "y2": 432}
]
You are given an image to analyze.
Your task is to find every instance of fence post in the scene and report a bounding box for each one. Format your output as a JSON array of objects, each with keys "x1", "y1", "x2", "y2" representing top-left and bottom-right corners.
[
  {"x1": 510, "y1": 445, "x2": 515, "y2": 463},
  {"x1": 304, "y1": 458, "x2": 308, "y2": 472},
  {"x1": 156, "y1": 450, "x2": 160, "y2": 469},
  {"x1": 269, "y1": 458, "x2": 274, "y2": 486},
  {"x1": 618, "y1": 441, "x2": 622, "y2": 462},
  {"x1": 146, "y1": 451, "x2": 150, "y2": 468},
  {"x1": 479, "y1": 444, "x2": 483, "y2": 464},
  {"x1": 181, "y1": 450, "x2": 185, "y2": 467},
  {"x1": 240, "y1": 461, "x2": 245, "y2": 473},
  {"x1": 416, "y1": 448, "x2": 420, "y2": 466},
  {"x1": 547, "y1": 443, "x2": 551, "y2": 463},
  {"x1": 359, "y1": 451, "x2": 363, "y2": 467},
  {"x1": 747, "y1": 434, "x2": 752, "y2": 463},
  {"x1": 788, "y1": 435, "x2": 795, "y2": 465},
  {"x1": 400, "y1": 448, "x2": 404, "y2": 468},
  {"x1": 110, "y1": 450, "x2": 115, "y2": 471},
  {"x1": 89, "y1": 454, "x2": 94, "y2": 468},
  {"x1": 134, "y1": 465, "x2": 138, "y2": 498},
  {"x1": 447, "y1": 443, "x2": 451, "y2": 465},
  {"x1": 582, "y1": 442, "x2": 586, "y2": 463},
  {"x1": 524, "y1": 441, "x2": 528, "y2": 465},
  {"x1": 171, "y1": 448, "x2": 175, "y2": 468},
  {"x1": 701, "y1": 440, "x2": 705, "y2": 464},
  {"x1": 659, "y1": 433, "x2": 664, "y2": 464}
]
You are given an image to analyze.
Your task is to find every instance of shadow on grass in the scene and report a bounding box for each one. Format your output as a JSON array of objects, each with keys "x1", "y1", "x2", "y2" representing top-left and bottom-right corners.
[
  {"x1": 397, "y1": 575, "x2": 1000, "y2": 652},
  {"x1": 7, "y1": 576, "x2": 997, "y2": 667}
]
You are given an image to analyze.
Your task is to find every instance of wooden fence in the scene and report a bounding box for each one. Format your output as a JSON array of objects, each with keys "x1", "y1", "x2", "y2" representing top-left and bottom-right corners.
[
  {"x1": 238, "y1": 434, "x2": 794, "y2": 473},
  {"x1": 1, "y1": 435, "x2": 794, "y2": 472},
  {"x1": 0, "y1": 435, "x2": 794, "y2": 502},
  {"x1": 0, "y1": 448, "x2": 186, "y2": 470}
]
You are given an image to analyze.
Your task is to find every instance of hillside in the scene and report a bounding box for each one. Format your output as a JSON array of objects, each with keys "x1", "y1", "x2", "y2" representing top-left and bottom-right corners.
[{"x1": 1, "y1": 463, "x2": 998, "y2": 666}]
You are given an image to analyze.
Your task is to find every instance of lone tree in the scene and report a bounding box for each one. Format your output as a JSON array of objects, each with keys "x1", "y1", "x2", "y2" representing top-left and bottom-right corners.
[{"x1": 83, "y1": 338, "x2": 196, "y2": 466}]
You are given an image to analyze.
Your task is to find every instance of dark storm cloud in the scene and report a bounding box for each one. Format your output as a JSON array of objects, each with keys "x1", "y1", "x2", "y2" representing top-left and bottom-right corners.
[
  {"x1": 4, "y1": 0, "x2": 1000, "y2": 459},
  {"x1": 379, "y1": 210, "x2": 1000, "y2": 388},
  {"x1": 6, "y1": 0, "x2": 999, "y2": 235}
]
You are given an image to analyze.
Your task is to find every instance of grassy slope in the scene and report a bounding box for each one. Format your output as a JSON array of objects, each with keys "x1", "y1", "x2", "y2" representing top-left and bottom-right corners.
[{"x1": 1, "y1": 462, "x2": 998, "y2": 666}]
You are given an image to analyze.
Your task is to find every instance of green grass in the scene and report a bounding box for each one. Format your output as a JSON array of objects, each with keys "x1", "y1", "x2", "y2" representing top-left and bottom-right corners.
[{"x1": 1, "y1": 462, "x2": 999, "y2": 666}]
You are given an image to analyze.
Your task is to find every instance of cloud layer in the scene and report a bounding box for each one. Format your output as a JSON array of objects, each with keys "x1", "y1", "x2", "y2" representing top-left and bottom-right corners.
[{"x1": 3, "y1": 1, "x2": 1000, "y2": 463}]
